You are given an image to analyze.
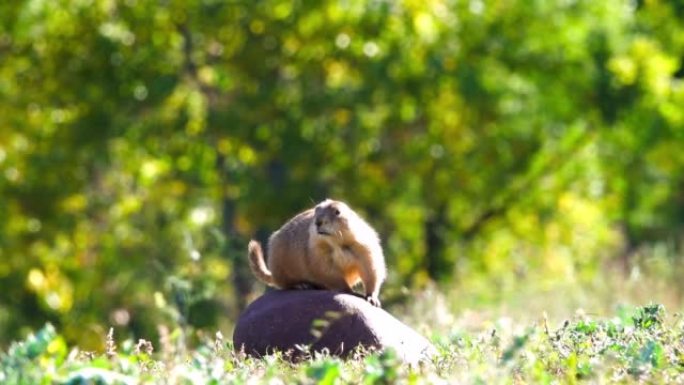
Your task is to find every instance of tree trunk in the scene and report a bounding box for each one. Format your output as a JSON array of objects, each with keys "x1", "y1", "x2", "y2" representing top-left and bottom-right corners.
[
  {"x1": 216, "y1": 154, "x2": 251, "y2": 310},
  {"x1": 424, "y1": 203, "x2": 450, "y2": 281}
]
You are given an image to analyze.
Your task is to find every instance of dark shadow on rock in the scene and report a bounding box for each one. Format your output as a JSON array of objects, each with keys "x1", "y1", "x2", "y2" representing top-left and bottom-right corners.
[{"x1": 232, "y1": 289, "x2": 436, "y2": 363}]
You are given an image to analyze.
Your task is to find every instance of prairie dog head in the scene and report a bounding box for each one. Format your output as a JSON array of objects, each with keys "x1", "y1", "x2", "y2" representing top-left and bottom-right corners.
[{"x1": 311, "y1": 199, "x2": 354, "y2": 240}]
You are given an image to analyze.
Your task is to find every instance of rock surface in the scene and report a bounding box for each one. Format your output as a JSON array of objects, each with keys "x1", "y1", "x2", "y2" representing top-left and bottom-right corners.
[{"x1": 233, "y1": 289, "x2": 435, "y2": 363}]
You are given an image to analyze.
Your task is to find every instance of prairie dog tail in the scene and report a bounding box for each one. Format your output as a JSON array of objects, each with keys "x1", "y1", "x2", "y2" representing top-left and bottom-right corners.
[{"x1": 247, "y1": 240, "x2": 275, "y2": 286}]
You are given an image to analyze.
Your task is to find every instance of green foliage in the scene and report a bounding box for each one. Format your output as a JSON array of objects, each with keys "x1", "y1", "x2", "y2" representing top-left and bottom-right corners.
[
  {"x1": 3, "y1": 305, "x2": 684, "y2": 384},
  {"x1": 1, "y1": 324, "x2": 65, "y2": 384},
  {"x1": 307, "y1": 359, "x2": 343, "y2": 385},
  {"x1": 631, "y1": 303, "x2": 665, "y2": 330},
  {"x1": 2, "y1": 0, "x2": 684, "y2": 346},
  {"x1": 361, "y1": 349, "x2": 400, "y2": 385}
]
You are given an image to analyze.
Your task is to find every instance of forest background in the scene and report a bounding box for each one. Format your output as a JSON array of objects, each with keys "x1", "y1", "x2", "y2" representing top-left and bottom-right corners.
[{"x1": 2, "y1": 0, "x2": 684, "y2": 349}]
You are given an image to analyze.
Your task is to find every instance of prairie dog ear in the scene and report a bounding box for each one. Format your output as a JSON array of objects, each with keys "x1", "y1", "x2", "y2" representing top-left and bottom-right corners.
[
  {"x1": 315, "y1": 199, "x2": 329, "y2": 211},
  {"x1": 334, "y1": 201, "x2": 350, "y2": 214}
]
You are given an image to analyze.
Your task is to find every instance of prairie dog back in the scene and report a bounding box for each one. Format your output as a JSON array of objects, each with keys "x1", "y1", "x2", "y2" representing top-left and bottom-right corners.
[{"x1": 267, "y1": 209, "x2": 316, "y2": 287}]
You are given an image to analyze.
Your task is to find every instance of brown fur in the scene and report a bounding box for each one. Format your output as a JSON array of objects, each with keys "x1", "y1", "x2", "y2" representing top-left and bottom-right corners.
[{"x1": 248, "y1": 199, "x2": 386, "y2": 306}]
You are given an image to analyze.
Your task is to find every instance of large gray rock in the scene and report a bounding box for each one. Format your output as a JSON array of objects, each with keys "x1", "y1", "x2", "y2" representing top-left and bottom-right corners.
[{"x1": 232, "y1": 289, "x2": 436, "y2": 363}]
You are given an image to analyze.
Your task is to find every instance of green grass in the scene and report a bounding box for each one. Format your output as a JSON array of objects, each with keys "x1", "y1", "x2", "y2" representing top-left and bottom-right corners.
[{"x1": 2, "y1": 303, "x2": 683, "y2": 384}]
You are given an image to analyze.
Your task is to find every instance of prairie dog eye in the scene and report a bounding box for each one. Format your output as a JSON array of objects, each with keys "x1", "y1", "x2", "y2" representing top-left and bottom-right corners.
[{"x1": 334, "y1": 209, "x2": 341, "y2": 216}]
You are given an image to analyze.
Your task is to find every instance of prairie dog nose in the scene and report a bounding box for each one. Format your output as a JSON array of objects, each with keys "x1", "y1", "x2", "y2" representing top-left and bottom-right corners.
[{"x1": 315, "y1": 219, "x2": 323, "y2": 227}]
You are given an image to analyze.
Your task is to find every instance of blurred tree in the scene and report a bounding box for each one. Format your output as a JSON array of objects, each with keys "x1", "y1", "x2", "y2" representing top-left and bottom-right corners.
[{"x1": 1, "y1": 0, "x2": 683, "y2": 346}]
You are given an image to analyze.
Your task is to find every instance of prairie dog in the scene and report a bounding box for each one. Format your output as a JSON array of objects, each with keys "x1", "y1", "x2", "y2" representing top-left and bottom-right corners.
[{"x1": 248, "y1": 199, "x2": 386, "y2": 307}]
